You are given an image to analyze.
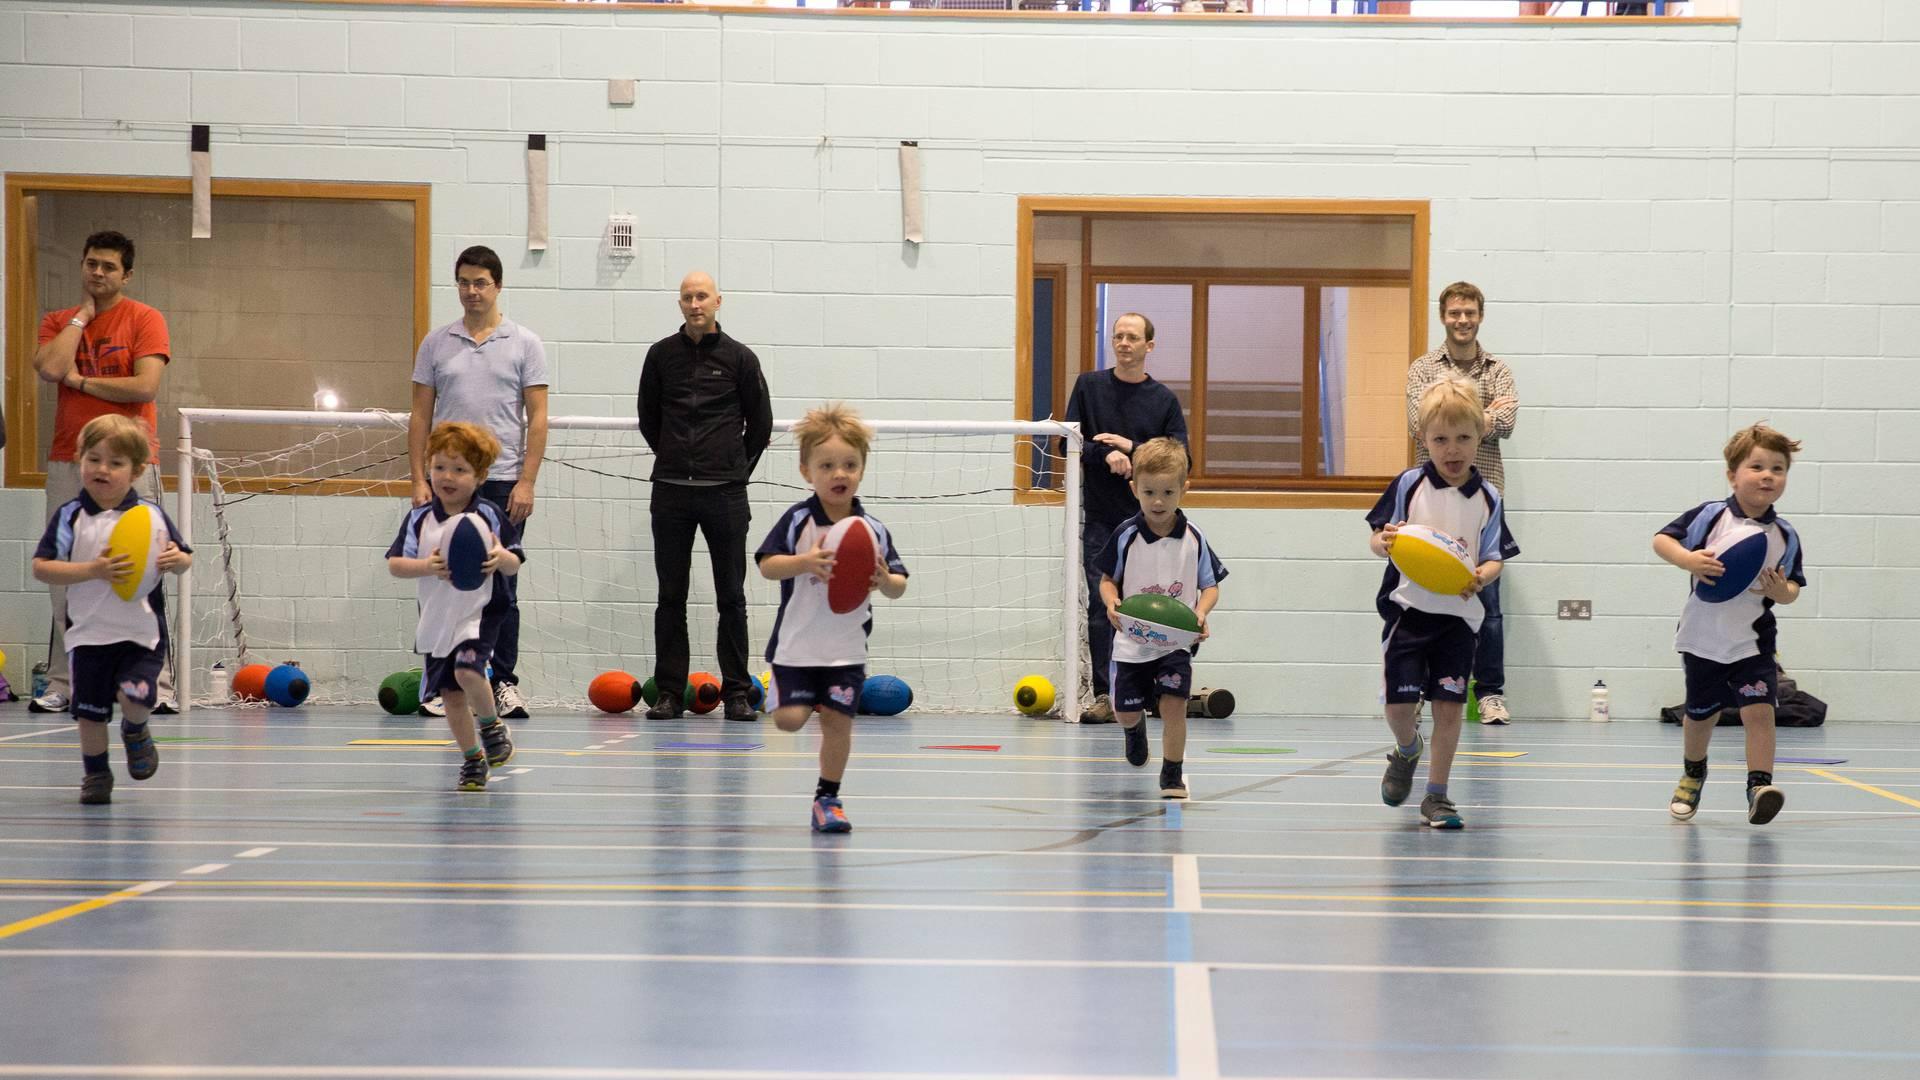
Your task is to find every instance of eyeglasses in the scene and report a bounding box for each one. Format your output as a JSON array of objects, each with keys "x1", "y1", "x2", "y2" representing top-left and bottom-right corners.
[{"x1": 455, "y1": 279, "x2": 496, "y2": 293}]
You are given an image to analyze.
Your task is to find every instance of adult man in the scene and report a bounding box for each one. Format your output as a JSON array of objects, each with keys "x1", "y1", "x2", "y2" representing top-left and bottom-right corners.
[
  {"x1": 638, "y1": 271, "x2": 773, "y2": 722},
  {"x1": 408, "y1": 245, "x2": 549, "y2": 719},
  {"x1": 31, "y1": 231, "x2": 174, "y2": 715},
  {"x1": 1064, "y1": 312, "x2": 1189, "y2": 723},
  {"x1": 1405, "y1": 281, "x2": 1519, "y2": 724}
]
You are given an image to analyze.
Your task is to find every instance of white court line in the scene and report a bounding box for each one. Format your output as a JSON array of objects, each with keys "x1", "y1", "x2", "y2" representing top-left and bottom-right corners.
[
  {"x1": 9, "y1": 947, "x2": 1920, "y2": 987},
  {"x1": 1174, "y1": 963, "x2": 1220, "y2": 1080},
  {"x1": 1171, "y1": 854, "x2": 1202, "y2": 913},
  {"x1": 0, "y1": 1066, "x2": 1173, "y2": 1079},
  {"x1": 507, "y1": 768, "x2": 531, "y2": 775},
  {"x1": 235, "y1": 848, "x2": 276, "y2": 859},
  {"x1": 182, "y1": 864, "x2": 229, "y2": 875},
  {"x1": 0, "y1": 727, "x2": 71, "y2": 743}
]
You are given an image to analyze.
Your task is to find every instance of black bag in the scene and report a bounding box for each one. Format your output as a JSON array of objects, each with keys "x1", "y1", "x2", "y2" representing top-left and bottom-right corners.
[{"x1": 1660, "y1": 669, "x2": 1826, "y2": 727}]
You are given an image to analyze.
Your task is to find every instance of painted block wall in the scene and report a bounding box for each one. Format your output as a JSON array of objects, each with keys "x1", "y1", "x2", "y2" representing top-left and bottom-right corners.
[{"x1": 2, "y1": 0, "x2": 1915, "y2": 720}]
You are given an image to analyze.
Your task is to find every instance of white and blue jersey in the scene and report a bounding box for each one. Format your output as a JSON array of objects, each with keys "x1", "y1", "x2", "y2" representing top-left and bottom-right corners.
[
  {"x1": 385, "y1": 496, "x2": 521, "y2": 658},
  {"x1": 1365, "y1": 463, "x2": 1519, "y2": 634},
  {"x1": 756, "y1": 495, "x2": 908, "y2": 668},
  {"x1": 35, "y1": 490, "x2": 189, "y2": 652},
  {"x1": 1096, "y1": 510, "x2": 1227, "y2": 664},
  {"x1": 1657, "y1": 497, "x2": 1805, "y2": 664}
]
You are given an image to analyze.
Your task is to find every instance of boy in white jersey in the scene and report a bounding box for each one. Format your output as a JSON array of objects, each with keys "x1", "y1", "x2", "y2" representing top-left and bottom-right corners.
[
  {"x1": 1366, "y1": 379, "x2": 1518, "y2": 829},
  {"x1": 32, "y1": 415, "x2": 192, "y2": 804},
  {"x1": 386, "y1": 422, "x2": 521, "y2": 791},
  {"x1": 1097, "y1": 437, "x2": 1225, "y2": 799},
  {"x1": 756, "y1": 404, "x2": 908, "y2": 833},
  {"x1": 1654, "y1": 424, "x2": 1805, "y2": 826}
]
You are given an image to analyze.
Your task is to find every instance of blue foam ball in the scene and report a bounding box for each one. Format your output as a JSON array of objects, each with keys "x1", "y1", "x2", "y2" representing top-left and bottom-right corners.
[
  {"x1": 860, "y1": 674, "x2": 912, "y2": 716},
  {"x1": 1694, "y1": 524, "x2": 1769, "y2": 604},
  {"x1": 264, "y1": 664, "x2": 310, "y2": 708}
]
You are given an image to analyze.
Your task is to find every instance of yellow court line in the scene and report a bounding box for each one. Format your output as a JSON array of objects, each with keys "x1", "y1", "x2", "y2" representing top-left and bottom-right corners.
[
  {"x1": 1201, "y1": 892, "x2": 1920, "y2": 913},
  {"x1": 0, "y1": 882, "x2": 166, "y2": 941},
  {"x1": 1810, "y1": 768, "x2": 1920, "y2": 810}
]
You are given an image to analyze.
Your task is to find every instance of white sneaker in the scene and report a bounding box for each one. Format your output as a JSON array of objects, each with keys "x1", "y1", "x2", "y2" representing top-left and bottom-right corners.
[
  {"x1": 495, "y1": 683, "x2": 530, "y2": 720},
  {"x1": 28, "y1": 691, "x2": 70, "y2": 714},
  {"x1": 153, "y1": 697, "x2": 179, "y2": 715},
  {"x1": 1477, "y1": 694, "x2": 1510, "y2": 725},
  {"x1": 419, "y1": 695, "x2": 446, "y2": 717}
]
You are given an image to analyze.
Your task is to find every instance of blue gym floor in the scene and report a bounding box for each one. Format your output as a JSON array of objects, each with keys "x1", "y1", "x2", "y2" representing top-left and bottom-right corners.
[{"x1": 2, "y1": 701, "x2": 1918, "y2": 1080}]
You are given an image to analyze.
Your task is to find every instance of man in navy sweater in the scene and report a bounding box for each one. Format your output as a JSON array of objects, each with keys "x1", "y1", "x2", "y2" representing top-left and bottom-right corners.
[{"x1": 1064, "y1": 312, "x2": 1189, "y2": 722}]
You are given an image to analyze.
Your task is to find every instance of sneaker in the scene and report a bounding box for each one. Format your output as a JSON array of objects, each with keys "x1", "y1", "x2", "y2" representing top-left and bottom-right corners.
[
  {"x1": 480, "y1": 720, "x2": 514, "y2": 768},
  {"x1": 29, "y1": 691, "x2": 69, "y2": 714},
  {"x1": 645, "y1": 697, "x2": 684, "y2": 720},
  {"x1": 458, "y1": 755, "x2": 489, "y2": 791},
  {"x1": 723, "y1": 693, "x2": 757, "y2": 722},
  {"x1": 495, "y1": 683, "x2": 530, "y2": 720},
  {"x1": 1381, "y1": 739, "x2": 1422, "y2": 807},
  {"x1": 1420, "y1": 792, "x2": 1464, "y2": 829},
  {"x1": 1122, "y1": 721, "x2": 1150, "y2": 768},
  {"x1": 1082, "y1": 694, "x2": 1115, "y2": 724},
  {"x1": 1747, "y1": 784, "x2": 1785, "y2": 826},
  {"x1": 1670, "y1": 774, "x2": 1704, "y2": 821},
  {"x1": 80, "y1": 771, "x2": 114, "y2": 805},
  {"x1": 153, "y1": 697, "x2": 178, "y2": 716},
  {"x1": 124, "y1": 728, "x2": 159, "y2": 781},
  {"x1": 1159, "y1": 764, "x2": 1188, "y2": 799},
  {"x1": 419, "y1": 695, "x2": 446, "y2": 718},
  {"x1": 1477, "y1": 693, "x2": 1510, "y2": 725},
  {"x1": 811, "y1": 794, "x2": 852, "y2": 833}
]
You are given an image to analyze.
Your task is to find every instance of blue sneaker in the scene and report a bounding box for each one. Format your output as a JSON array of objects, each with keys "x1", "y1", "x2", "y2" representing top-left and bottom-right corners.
[
  {"x1": 1420, "y1": 793, "x2": 1464, "y2": 829},
  {"x1": 123, "y1": 727, "x2": 159, "y2": 781},
  {"x1": 811, "y1": 795, "x2": 852, "y2": 833}
]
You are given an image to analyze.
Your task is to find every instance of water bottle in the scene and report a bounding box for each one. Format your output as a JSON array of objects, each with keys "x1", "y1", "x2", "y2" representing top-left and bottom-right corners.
[
  {"x1": 209, "y1": 660, "x2": 230, "y2": 702},
  {"x1": 31, "y1": 660, "x2": 49, "y2": 700},
  {"x1": 1589, "y1": 680, "x2": 1611, "y2": 723}
]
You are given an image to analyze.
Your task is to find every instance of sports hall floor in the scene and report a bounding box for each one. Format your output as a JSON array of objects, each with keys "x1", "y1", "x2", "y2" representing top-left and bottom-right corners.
[{"x1": 2, "y1": 701, "x2": 1918, "y2": 1080}]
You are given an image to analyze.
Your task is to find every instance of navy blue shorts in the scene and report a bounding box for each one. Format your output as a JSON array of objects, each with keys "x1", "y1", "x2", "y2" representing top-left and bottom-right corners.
[
  {"x1": 1683, "y1": 652, "x2": 1777, "y2": 718},
  {"x1": 1110, "y1": 651, "x2": 1192, "y2": 714},
  {"x1": 770, "y1": 663, "x2": 864, "y2": 718},
  {"x1": 424, "y1": 639, "x2": 493, "y2": 697},
  {"x1": 1381, "y1": 607, "x2": 1476, "y2": 705},
  {"x1": 70, "y1": 642, "x2": 166, "y2": 722}
]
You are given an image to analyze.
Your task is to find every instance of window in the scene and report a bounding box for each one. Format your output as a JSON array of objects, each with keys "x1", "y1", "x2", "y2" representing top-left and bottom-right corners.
[{"x1": 1017, "y1": 197, "x2": 1429, "y2": 507}]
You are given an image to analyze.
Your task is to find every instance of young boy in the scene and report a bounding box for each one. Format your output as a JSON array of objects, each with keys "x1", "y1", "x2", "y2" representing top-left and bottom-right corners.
[
  {"x1": 386, "y1": 421, "x2": 521, "y2": 791},
  {"x1": 1653, "y1": 424, "x2": 1805, "y2": 826},
  {"x1": 1366, "y1": 378, "x2": 1518, "y2": 829},
  {"x1": 1097, "y1": 436, "x2": 1225, "y2": 799},
  {"x1": 32, "y1": 414, "x2": 192, "y2": 804},
  {"x1": 756, "y1": 404, "x2": 908, "y2": 833}
]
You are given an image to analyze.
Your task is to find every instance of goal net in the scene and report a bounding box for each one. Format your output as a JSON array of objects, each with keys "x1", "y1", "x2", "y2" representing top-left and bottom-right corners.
[{"x1": 173, "y1": 409, "x2": 1087, "y2": 719}]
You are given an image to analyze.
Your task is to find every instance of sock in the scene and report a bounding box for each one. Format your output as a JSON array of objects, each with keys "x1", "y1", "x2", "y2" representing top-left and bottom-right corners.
[
  {"x1": 464, "y1": 746, "x2": 484, "y2": 761},
  {"x1": 1398, "y1": 732, "x2": 1423, "y2": 759},
  {"x1": 122, "y1": 719, "x2": 148, "y2": 741},
  {"x1": 1684, "y1": 757, "x2": 1708, "y2": 780},
  {"x1": 815, "y1": 778, "x2": 841, "y2": 799},
  {"x1": 1161, "y1": 759, "x2": 1183, "y2": 778},
  {"x1": 478, "y1": 715, "x2": 500, "y2": 729},
  {"x1": 83, "y1": 751, "x2": 110, "y2": 776},
  {"x1": 1426, "y1": 782, "x2": 1448, "y2": 798},
  {"x1": 1747, "y1": 770, "x2": 1772, "y2": 791}
]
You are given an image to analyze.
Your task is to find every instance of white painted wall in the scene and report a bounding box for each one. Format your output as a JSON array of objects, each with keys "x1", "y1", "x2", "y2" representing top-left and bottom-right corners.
[{"x1": 2, "y1": 0, "x2": 1915, "y2": 721}]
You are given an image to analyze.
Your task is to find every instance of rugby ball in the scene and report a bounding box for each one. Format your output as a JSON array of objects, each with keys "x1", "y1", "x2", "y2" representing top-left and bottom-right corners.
[
  {"x1": 824, "y1": 515, "x2": 879, "y2": 615},
  {"x1": 1694, "y1": 521, "x2": 1768, "y2": 604},
  {"x1": 1116, "y1": 593, "x2": 1202, "y2": 653},
  {"x1": 445, "y1": 516, "x2": 491, "y2": 592},
  {"x1": 1389, "y1": 523, "x2": 1477, "y2": 596},
  {"x1": 105, "y1": 503, "x2": 161, "y2": 602}
]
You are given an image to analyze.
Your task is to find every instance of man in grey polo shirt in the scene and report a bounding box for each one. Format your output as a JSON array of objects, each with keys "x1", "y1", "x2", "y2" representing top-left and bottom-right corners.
[{"x1": 408, "y1": 245, "x2": 549, "y2": 719}]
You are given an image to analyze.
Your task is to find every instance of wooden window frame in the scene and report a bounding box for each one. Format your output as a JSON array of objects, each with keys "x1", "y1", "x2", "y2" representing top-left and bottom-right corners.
[
  {"x1": 5, "y1": 173, "x2": 432, "y2": 493},
  {"x1": 1015, "y1": 196, "x2": 1429, "y2": 510}
]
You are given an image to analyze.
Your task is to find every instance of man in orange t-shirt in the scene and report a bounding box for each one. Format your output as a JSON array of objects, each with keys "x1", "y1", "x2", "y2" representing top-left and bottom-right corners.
[{"x1": 31, "y1": 230, "x2": 174, "y2": 714}]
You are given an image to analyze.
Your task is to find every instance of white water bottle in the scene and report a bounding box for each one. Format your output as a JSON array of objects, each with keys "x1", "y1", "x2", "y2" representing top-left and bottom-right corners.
[
  {"x1": 1589, "y1": 680, "x2": 1611, "y2": 723},
  {"x1": 209, "y1": 660, "x2": 230, "y2": 702}
]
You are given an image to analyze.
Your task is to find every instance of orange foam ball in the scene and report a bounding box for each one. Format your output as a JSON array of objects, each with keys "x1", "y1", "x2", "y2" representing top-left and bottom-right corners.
[
  {"x1": 232, "y1": 663, "x2": 273, "y2": 702},
  {"x1": 589, "y1": 671, "x2": 642, "y2": 714},
  {"x1": 685, "y1": 671, "x2": 722, "y2": 714}
]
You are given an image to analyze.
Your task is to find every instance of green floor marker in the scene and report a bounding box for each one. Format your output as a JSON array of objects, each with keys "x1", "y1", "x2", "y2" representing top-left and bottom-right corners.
[
  {"x1": 1209, "y1": 747, "x2": 1297, "y2": 755},
  {"x1": 153, "y1": 736, "x2": 218, "y2": 743}
]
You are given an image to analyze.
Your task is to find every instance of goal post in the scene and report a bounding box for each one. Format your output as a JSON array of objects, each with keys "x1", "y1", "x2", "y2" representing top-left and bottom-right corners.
[{"x1": 175, "y1": 408, "x2": 1087, "y2": 721}]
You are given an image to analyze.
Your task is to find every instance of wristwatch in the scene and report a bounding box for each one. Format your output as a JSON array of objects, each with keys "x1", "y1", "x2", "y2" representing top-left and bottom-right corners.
[{"x1": 68, "y1": 316, "x2": 87, "y2": 329}]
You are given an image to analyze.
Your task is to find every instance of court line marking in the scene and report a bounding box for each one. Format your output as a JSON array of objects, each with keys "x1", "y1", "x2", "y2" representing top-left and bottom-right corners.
[
  {"x1": 235, "y1": 848, "x2": 276, "y2": 859},
  {"x1": 182, "y1": 864, "x2": 229, "y2": 876},
  {"x1": 1174, "y1": 963, "x2": 1219, "y2": 1080},
  {"x1": 0, "y1": 1067, "x2": 1175, "y2": 1079},
  {"x1": 0, "y1": 880, "x2": 172, "y2": 941},
  {"x1": 1810, "y1": 768, "x2": 1920, "y2": 810},
  {"x1": 1171, "y1": 854, "x2": 1202, "y2": 913},
  {"x1": 9, "y1": 947, "x2": 1920, "y2": 987},
  {"x1": 0, "y1": 727, "x2": 70, "y2": 743}
]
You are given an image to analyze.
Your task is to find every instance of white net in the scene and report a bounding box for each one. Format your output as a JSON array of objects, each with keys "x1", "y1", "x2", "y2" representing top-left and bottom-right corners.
[{"x1": 176, "y1": 410, "x2": 1087, "y2": 717}]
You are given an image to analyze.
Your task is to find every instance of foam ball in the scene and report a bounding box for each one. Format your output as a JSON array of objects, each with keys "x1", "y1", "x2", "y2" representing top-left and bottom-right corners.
[
  {"x1": 1014, "y1": 675, "x2": 1055, "y2": 716},
  {"x1": 378, "y1": 670, "x2": 422, "y2": 715},
  {"x1": 264, "y1": 664, "x2": 310, "y2": 708},
  {"x1": 590, "y1": 671, "x2": 643, "y2": 714},
  {"x1": 1695, "y1": 522, "x2": 1769, "y2": 604},
  {"x1": 1389, "y1": 524, "x2": 1477, "y2": 595},
  {"x1": 747, "y1": 678, "x2": 765, "y2": 711},
  {"x1": 1115, "y1": 593, "x2": 1202, "y2": 652},
  {"x1": 684, "y1": 672, "x2": 722, "y2": 714},
  {"x1": 641, "y1": 677, "x2": 659, "y2": 706},
  {"x1": 860, "y1": 675, "x2": 912, "y2": 716},
  {"x1": 232, "y1": 663, "x2": 272, "y2": 702}
]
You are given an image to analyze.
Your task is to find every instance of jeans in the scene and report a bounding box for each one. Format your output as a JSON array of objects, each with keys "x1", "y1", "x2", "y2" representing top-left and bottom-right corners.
[
  {"x1": 479, "y1": 478, "x2": 525, "y2": 687},
  {"x1": 1083, "y1": 518, "x2": 1116, "y2": 698},
  {"x1": 649, "y1": 481, "x2": 753, "y2": 699},
  {"x1": 1474, "y1": 575, "x2": 1504, "y2": 697}
]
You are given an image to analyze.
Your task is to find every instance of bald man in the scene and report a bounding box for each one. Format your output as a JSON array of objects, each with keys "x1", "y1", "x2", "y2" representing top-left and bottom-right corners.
[{"x1": 637, "y1": 272, "x2": 774, "y2": 721}]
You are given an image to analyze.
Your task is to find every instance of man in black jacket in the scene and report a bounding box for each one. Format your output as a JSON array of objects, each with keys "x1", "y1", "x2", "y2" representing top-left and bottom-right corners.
[{"x1": 638, "y1": 271, "x2": 774, "y2": 721}]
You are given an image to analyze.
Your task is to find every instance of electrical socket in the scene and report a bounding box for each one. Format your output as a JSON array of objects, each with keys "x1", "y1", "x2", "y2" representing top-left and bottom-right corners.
[{"x1": 1557, "y1": 600, "x2": 1592, "y2": 620}]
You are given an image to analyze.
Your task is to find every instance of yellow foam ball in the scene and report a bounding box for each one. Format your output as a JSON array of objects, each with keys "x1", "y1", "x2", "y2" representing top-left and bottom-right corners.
[
  {"x1": 1014, "y1": 674, "x2": 1055, "y2": 716},
  {"x1": 1389, "y1": 524, "x2": 1477, "y2": 595}
]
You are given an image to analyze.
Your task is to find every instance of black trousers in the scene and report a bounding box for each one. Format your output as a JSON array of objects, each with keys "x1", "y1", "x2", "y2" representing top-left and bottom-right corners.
[
  {"x1": 478, "y1": 479, "x2": 524, "y2": 687},
  {"x1": 649, "y1": 481, "x2": 753, "y2": 698}
]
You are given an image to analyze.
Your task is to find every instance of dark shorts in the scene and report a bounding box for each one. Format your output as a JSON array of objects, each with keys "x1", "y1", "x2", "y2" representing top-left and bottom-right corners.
[
  {"x1": 769, "y1": 663, "x2": 864, "y2": 718},
  {"x1": 1683, "y1": 652, "x2": 1777, "y2": 718},
  {"x1": 424, "y1": 639, "x2": 493, "y2": 697},
  {"x1": 1382, "y1": 607, "x2": 1476, "y2": 705},
  {"x1": 1110, "y1": 651, "x2": 1193, "y2": 713},
  {"x1": 70, "y1": 642, "x2": 166, "y2": 722}
]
